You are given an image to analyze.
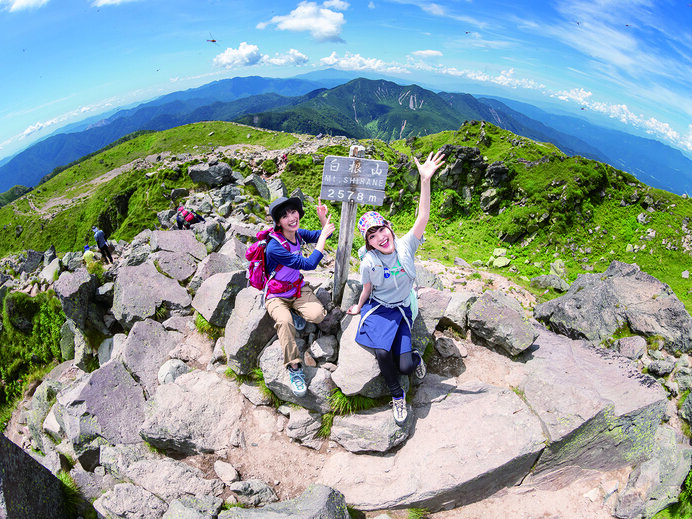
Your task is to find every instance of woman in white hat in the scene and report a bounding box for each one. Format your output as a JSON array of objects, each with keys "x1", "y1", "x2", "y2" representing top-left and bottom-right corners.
[{"x1": 347, "y1": 150, "x2": 445, "y2": 424}]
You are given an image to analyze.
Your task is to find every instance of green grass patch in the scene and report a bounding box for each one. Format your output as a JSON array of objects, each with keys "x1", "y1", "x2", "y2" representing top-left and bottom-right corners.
[
  {"x1": 195, "y1": 312, "x2": 224, "y2": 340},
  {"x1": 327, "y1": 388, "x2": 381, "y2": 415}
]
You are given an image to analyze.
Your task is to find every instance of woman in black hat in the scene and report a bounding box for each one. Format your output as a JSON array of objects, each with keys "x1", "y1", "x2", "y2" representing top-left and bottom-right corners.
[{"x1": 264, "y1": 196, "x2": 335, "y2": 397}]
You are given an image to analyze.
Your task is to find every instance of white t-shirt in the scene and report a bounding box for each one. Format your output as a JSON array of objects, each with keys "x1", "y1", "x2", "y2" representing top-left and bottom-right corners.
[{"x1": 360, "y1": 230, "x2": 423, "y2": 305}]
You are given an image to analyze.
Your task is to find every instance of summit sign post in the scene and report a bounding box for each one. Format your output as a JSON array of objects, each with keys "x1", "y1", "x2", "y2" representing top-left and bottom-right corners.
[
  {"x1": 322, "y1": 147, "x2": 389, "y2": 305},
  {"x1": 320, "y1": 155, "x2": 389, "y2": 206}
]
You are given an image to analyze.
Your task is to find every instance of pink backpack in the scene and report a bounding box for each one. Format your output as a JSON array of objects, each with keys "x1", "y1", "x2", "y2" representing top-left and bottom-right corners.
[{"x1": 245, "y1": 229, "x2": 295, "y2": 292}]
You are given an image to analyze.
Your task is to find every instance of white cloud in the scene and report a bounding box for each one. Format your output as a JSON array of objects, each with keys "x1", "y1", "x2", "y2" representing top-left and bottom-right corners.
[
  {"x1": 261, "y1": 48, "x2": 309, "y2": 66},
  {"x1": 368, "y1": 1, "x2": 375, "y2": 7},
  {"x1": 91, "y1": 0, "x2": 140, "y2": 5},
  {"x1": 213, "y1": 44, "x2": 309, "y2": 69},
  {"x1": 213, "y1": 42, "x2": 263, "y2": 68},
  {"x1": 320, "y1": 51, "x2": 409, "y2": 74},
  {"x1": 323, "y1": 0, "x2": 349, "y2": 10},
  {"x1": 2, "y1": 0, "x2": 49, "y2": 11},
  {"x1": 411, "y1": 50, "x2": 443, "y2": 59},
  {"x1": 257, "y1": 1, "x2": 346, "y2": 42}
]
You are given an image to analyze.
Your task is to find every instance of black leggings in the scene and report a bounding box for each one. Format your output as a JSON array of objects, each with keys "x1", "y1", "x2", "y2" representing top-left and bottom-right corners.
[
  {"x1": 374, "y1": 349, "x2": 420, "y2": 399},
  {"x1": 98, "y1": 245, "x2": 113, "y2": 264}
]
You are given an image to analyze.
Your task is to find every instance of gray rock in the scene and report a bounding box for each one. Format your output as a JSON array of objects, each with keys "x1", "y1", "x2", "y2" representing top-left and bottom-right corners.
[
  {"x1": 154, "y1": 250, "x2": 198, "y2": 282},
  {"x1": 285, "y1": 408, "x2": 323, "y2": 450},
  {"x1": 193, "y1": 218, "x2": 227, "y2": 253},
  {"x1": 214, "y1": 460, "x2": 240, "y2": 485},
  {"x1": 192, "y1": 270, "x2": 246, "y2": 328},
  {"x1": 411, "y1": 287, "x2": 452, "y2": 353},
  {"x1": 320, "y1": 381, "x2": 544, "y2": 511},
  {"x1": 26, "y1": 380, "x2": 62, "y2": 454},
  {"x1": 54, "y1": 268, "x2": 95, "y2": 329},
  {"x1": 648, "y1": 359, "x2": 675, "y2": 377},
  {"x1": 224, "y1": 288, "x2": 276, "y2": 375},
  {"x1": 614, "y1": 426, "x2": 692, "y2": 519},
  {"x1": 39, "y1": 258, "x2": 61, "y2": 284},
  {"x1": 112, "y1": 262, "x2": 192, "y2": 330},
  {"x1": 54, "y1": 361, "x2": 146, "y2": 470},
  {"x1": 468, "y1": 290, "x2": 538, "y2": 356},
  {"x1": 150, "y1": 229, "x2": 207, "y2": 261},
  {"x1": 117, "y1": 456, "x2": 224, "y2": 501},
  {"x1": 0, "y1": 433, "x2": 68, "y2": 519},
  {"x1": 163, "y1": 495, "x2": 223, "y2": 519},
  {"x1": 188, "y1": 161, "x2": 234, "y2": 186},
  {"x1": 158, "y1": 359, "x2": 191, "y2": 384},
  {"x1": 534, "y1": 261, "x2": 692, "y2": 353},
  {"x1": 218, "y1": 484, "x2": 349, "y2": 519},
  {"x1": 188, "y1": 252, "x2": 241, "y2": 294},
  {"x1": 243, "y1": 174, "x2": 270, "y2": 200},
  {"x1": 530, "y1": 274, "x2": 570, "y2": 292},
  {"x1": 309, "y1": 335, "x2": 338, "y2": 363},
  {"x1": 616, "y1": 336, "x2": 648, "y2": 360},
  {"x1": 140, "y1": 370, "x2": 244, "y2": 455},
  {"x1": 228, "y1": 479, "x2": 278, "y2": 507},
  {"x1": 522, "y1": 327, "x2": 668, "y2": 479},
  {"x1": 439, "y1": 290, "x2": 477, "y2": 333},
  {"x1": 121, "y1": 319, "x2": 183, "y2": 399},
  {"x1": 93, "y1": 483, "x2": 168, "y2": 519},
  {"x1": 331, "y1": 405, "x2": 411, "y2": 453}
]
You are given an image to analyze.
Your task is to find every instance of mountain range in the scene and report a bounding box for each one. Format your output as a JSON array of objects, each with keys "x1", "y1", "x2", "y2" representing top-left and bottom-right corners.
[{"x1": 1, "y1": 72, "x2": 691, "y2": 196}]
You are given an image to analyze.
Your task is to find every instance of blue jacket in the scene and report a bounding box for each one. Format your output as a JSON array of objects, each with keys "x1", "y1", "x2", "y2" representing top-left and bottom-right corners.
[
  {"x1": 264, "y1": 229, "x2": 322, "y2": 275},
  {"x1": 94, "y1": 229, "x2": 108, "y2": 248}
]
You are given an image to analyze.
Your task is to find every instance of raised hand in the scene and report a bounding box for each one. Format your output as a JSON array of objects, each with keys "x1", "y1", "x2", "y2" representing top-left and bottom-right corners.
[
  {"x1": 316, "y1": 198, "x2": 329, "y2": 225},
  {"x1": 414, "y1": 150, "x2": 446, "y2": 183}
]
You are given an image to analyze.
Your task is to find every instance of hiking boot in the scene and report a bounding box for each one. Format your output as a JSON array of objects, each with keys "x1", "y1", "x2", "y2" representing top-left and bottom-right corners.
[
  {"x1": 291, "y1": 311, "x2": 306, "y2": 331},
  {"x1": 288, "y1": 366, "x2": 307, "y2": 397},
  {"x1": 413, "y1": 351, "x2": 426, "y2": 379},
  {"x1": 391, "y1": 393, "x2": 407, "y2": 424}
]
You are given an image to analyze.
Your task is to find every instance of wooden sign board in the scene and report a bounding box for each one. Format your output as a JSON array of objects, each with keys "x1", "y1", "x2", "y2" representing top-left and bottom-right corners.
[{"x1": 320, "y1": 155, "x2": 389, "y2": 206}]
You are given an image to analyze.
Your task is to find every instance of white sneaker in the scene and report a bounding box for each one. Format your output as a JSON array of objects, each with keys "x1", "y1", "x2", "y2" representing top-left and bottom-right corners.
[
  {"x1": 288, "y1": 366, "x2": 307, "y2": 397},
  {"x1": 414, "y1": 351, "x2": 426, "y2": 379},
  {"x1": 392, "y1": 393, "x2": 407, "y2": 424}
]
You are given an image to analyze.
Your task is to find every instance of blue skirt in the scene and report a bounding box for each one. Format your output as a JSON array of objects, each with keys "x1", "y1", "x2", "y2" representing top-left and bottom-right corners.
[{"x1": 355, "y1": 300, "x2": 413, "y2": 355}]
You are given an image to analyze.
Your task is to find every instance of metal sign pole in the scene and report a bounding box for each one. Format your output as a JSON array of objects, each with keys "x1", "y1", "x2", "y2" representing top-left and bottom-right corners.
[{"x1": 332, "y1": 145, "x2": 364, "y2": 305}]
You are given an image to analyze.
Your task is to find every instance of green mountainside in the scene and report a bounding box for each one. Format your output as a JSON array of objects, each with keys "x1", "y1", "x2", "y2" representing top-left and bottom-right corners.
[
  {"x1": 234, "y1": 78, "x2": 472, "y2": 141},
  {"x1": 0, "y1": 120, "x2": 690, "y2": 315}
]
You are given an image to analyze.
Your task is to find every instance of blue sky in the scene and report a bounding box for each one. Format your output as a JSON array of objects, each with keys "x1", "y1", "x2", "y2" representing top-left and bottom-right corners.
[{"x1": 1, "y1": 0, "x2": 691, "y2": 162}]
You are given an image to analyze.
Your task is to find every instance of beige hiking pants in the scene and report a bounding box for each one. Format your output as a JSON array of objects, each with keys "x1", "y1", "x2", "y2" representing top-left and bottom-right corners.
[{"x1": 265, "y1": 284, "x2": 326, "y2": 367}]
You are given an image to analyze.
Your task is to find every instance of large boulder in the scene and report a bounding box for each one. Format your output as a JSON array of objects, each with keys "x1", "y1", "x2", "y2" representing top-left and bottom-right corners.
[
  {"x1": 320, "y1": 379, "x2": 545, "y2": 511},
  {"x1": 224, "y1": 288, "x2": 276, "y2": 375},
  {"x1": 54, "y1": 268, "x2": 95, "y2": 329},
  {"x1": 468, "y1": 290, "x2": 538, "y2": 356},
  {"x1": 112, "y1": 262, "x2": 192, "y2": 330},
  {"x1": 520, "y1": 326, "x2": 669, "y2": 480},
  {"x1": 187, "y1": 161, "x2": 234, "y2": 187},
  {"x1": 120, "y1": 319, "x2": 183, "y2": 399},
  {"x1": 54, "y1": 360, "x2": 147, "y2": 470},
  {"x1": 192, "y1": 270, "x2": 246, "y2": 328},
  {"x1": 188, "y1": 252, "x2": 242, "y2": 294},
  {"x1": 534, "y1": 261, "x2": 692, "y2": 353},
  {"x1": 139, "y1": 370, "x2": 244, "y2": 455}
]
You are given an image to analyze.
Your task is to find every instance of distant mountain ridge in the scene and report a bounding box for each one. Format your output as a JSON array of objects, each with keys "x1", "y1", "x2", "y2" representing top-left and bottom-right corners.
[{"x1": 1, "y1": 74, "x2": 691, "y2": 196}]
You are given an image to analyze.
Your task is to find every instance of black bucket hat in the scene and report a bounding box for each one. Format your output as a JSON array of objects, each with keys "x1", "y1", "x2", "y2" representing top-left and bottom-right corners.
[{"x1": 269, "y1": 196, "x2": 304, "y2": 223}]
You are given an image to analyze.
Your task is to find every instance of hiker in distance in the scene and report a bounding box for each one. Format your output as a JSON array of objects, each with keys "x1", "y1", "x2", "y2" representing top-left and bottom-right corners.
[
  {"x1": 176, "y1": 206, "x2": 206, "y2": 230},
  {"x1": 92, "y1": 226, "x2": 113, "y2": 264},
  {"x1": 265, "y1": 196, "x2": 335, "y2": 397},
  {"x1": 347, "y1": 150, "x2": 446, "y2": 424}
]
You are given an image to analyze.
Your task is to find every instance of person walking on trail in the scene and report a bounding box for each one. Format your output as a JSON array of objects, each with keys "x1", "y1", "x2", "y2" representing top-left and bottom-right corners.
[
  {"x1": 264, "y1": 196, "x2": 335, "y2": 398},
  {"x1": 92, "y1": 227, "x2": 113, "y2": 264},
  {"x1": 346, "y1": 150, "x2": 446, "y2": 425},
  {"x1": 176, "y1": 206, "x2": 206, "y2": 230}
]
